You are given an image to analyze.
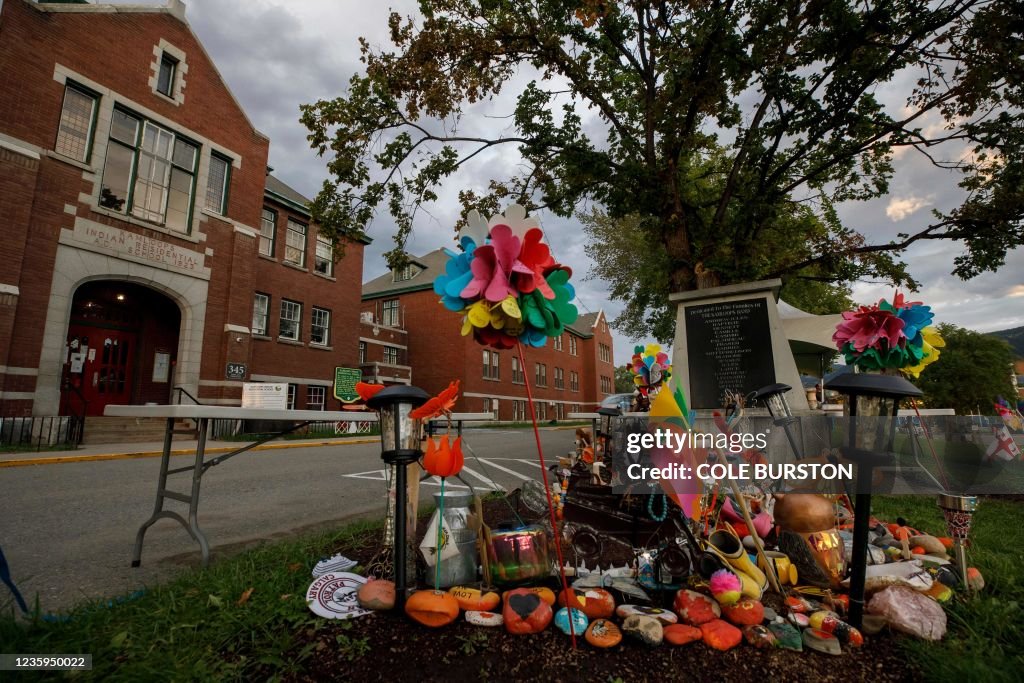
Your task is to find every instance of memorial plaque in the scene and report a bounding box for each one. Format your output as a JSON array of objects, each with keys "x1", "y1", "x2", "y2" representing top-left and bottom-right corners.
[
  {"x1": 684, "y1": 297, "x2": 775, "y2": 408},
  {"x1": 333, "y1": 367, "x2": 362, "y2": 403}
]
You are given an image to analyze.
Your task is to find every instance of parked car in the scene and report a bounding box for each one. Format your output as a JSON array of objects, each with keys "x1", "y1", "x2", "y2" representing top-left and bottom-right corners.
[{"x1": 597, "y1": 393, "x2": 634, "y2": 412}]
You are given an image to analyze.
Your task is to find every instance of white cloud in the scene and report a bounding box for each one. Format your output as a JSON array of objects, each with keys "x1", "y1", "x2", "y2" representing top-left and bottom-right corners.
[{"x1": 885, "y1": 195, "x2": 933, "y2": 221}]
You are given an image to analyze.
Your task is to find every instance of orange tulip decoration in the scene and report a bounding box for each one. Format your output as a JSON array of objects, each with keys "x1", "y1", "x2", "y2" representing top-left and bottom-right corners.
[{"x1": 355, "y1": 381, "x2": 386, "y2": 403}]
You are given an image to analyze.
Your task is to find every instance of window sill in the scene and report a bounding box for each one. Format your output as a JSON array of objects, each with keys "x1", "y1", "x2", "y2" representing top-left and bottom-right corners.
[
  {"x1": 310, "y1": 344, "x2": 333, "y2": 352},
  {"x1": 90, "y1": 205, "x2": 201, "y2": 243},
  {"x1": 153, "y1": 89, "x2": 181, "y2": 107},
  {"x1": 200, "y1": 208, "x2": 231, "y2": 225},
  {"x1": 313, "y1": 271, "x2": 336, "y2": 282},
  {"x1": 252, "y1": 334, "x2": 272, "y2": 342},
  {"x1": 277, "y1": 337, "x2": 305, "y2": 347},
  {"x1": 45, "y1": 150, "x2": 95, "y2": 173},
  {"x1": 282, "y1": 260, "x2": 307, "y2": 273},
  {"x1": 257, "y1": 253, "x2": 276, "y2": 263},
  {"x1": 483, "y1": 377, "x2": 502, "y2": 382}
]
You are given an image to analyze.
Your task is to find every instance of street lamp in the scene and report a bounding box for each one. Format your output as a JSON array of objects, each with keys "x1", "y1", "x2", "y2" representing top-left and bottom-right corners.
[
  {"x1": 827, "y1": 372, "x2": 922, "y2": 629},
  {"x1": 367, "y1": 385, "x2": 429, "y2": 610},
  {"x1": 596, "y1": 406, "x2": 620, "y2": 460},
  {"x1": 752, "y1": 383, "x2": 802, "y2": 459}
]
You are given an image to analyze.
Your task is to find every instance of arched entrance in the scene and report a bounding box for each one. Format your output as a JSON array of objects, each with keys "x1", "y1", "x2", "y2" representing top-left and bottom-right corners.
[{"x1": 61, "y1": 281, "x2": 181, "y2": 416}]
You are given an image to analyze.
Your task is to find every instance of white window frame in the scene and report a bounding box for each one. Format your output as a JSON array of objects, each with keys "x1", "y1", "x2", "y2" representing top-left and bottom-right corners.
[
  {"x1": 307, "y1": 385, "x2": 326, "y2": 411},
  {"x1": 310, "y1": 307, "x2": 330, "y2": 346},
  {"x1": 287, "y1": 383, "x2": 297, "y2": 410},
  {"x1": 383, "y1": 346, "x2": 399, "y2": 365},
  {"x1": 570, "y1": 336, "x2": 578, "y2": 356},
  {"x1": 55, "y1": 83, "x2": 97, "y2": 163},
  {"x1": 205, "y1": 153, "x2": 230, "y2": 214},
  {"x1": 285, "y1": 219, "x2": 307, "y2": 267},
  {"x1": 279, "y1": 299, "x2": 302, "y2": 341},
  {"x1": 382, "y1": 299, "x2": 400, "y2": 327},
  {"x1": 252, "y1": 293, "x2": 269, "y2": 336},
  {"x1": 358, "y1": 342, "x2": 367, "y2": 363},
  {"x1": 260, "y1": 208, "x2": 276, "y2": 256},
  {"x1": 314, "y1": 233, "x2": 334, "y2": 276},
  {"x1": 157, "y1": 53, "x2": 177, "y2": 97}
]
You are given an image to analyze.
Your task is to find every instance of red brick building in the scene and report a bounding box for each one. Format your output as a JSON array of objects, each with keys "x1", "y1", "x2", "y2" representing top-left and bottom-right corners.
[
  {"x1": 0, "y1": 0, "x2": 364, "y2": 419},
  {"x1": 361, "y1": 250, "x2": 617, "y2": 420}
]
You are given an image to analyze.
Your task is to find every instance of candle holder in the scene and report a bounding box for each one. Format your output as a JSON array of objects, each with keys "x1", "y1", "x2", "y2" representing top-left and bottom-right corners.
[{"x1": 936, "y1": 493, "x2": 978, "y2": 589}]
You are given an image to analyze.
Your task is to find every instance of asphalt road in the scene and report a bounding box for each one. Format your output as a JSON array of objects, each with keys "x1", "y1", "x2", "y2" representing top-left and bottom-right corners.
[{"x1": 0, "y1": 428, "x2": 573, "y2": 614}]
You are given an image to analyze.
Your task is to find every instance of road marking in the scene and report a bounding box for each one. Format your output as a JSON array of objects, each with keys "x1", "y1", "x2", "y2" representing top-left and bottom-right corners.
[
  {"x1": 471, "y1": 458, "x2": 530, "y2": 480},
  {"x1": 342, "y1": 468, "x2": 492, "y2": 490},
  {"x1": 457, "y1": 465, "x2": 504, "y2": 491}
]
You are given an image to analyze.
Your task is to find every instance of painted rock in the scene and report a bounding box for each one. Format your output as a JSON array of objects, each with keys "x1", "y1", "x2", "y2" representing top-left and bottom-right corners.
[
  {"x1": 504, "y1": 586, "x2": 556, "y2": 606},
  {"x1": 357, "y1": 579, "x2": 395, "y2": 610},
  {"x1": 700, "y1": 618, "x2": 742, "y2": 651},
  {"x1": 911, "y1": 535, "x2": 949, "y2": 557},
  {"x1": 559, "y1": 588, "x2": 615, "y2": 620},
  {"x1": 742, "y1": 624, "x2": 777, "y2": 649},
  {"x1": 768, "y1": 622, "x2": 803, "y2": 651},
  {"x1": 448, "y1": 586, "x2": 501, "y2": 612},
  {"x1": 673, "y1": 590, "x2": 721, "y2": 626},
  {"x1": 554, "y1": 607, "x2": 588, "y2": 636},
  {"x1": 615, "y1": 604, "x2": 678, "y2": 626},
  {"x1": 867, "y1": 586, "x2": 946, "y2": 641},
  {"x1": 466, "y1": 610, "x2": 503, "y2": 627},
  {"x1": 405, "y1": 590, "x2": 459, "y2": 628},
  {"x1": 788, "y1": 612, "x2": 810, "y2": 628},
  {"x1": 802, "y1": 628, "x2": 842, "y2": 655},
  {"x1": 809, "y1": 611, "x2": 864, "y2": 647},
  {"x1": 967, "y1": 567, "x2": 985, "y2": 591},
  {"x1": 622, "y1": 614, "x2": 664, "y2": 647},
  {"x1": 722, "y1": 598, "x2": 764, "y2": 626},
  {"x1": 663, "y1": 624, "x2": 703, "y2": 646},
  {"x1": 585, "y1": 619, "x2": 623, "y2": 648},
  {"x1": 925, "y1": 582, "x2": 953, "y2": 603},
  {"x1": 861, "y1": 614, "x2": 888, "y2": 636},
  {"x1": 503, "y1": 588, "x2": 553, "y2": 634},
  {"x1": 784, "y1": 595, "x2": 812, "y2": 614}
]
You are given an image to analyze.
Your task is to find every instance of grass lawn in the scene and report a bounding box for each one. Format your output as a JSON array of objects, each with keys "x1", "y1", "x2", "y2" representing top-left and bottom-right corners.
[{"x1": 2, "y1": 496, "x2": 1022, "y2": 681}]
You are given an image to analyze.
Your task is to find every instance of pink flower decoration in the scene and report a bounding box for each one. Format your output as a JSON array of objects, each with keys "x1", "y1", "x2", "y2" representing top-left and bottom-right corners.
[
  {"x1": 460, "y1": 225, "x2": 532, "y2": 303},
  {"x1": 832, "y1": 305, "x2": 907, "y2": 353},
  {"x1": 517, "y1": 228, "x2": 555, "y2": 299}
]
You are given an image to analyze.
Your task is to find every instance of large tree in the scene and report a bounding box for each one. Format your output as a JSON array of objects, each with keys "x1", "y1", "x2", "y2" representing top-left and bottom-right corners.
[
  {"x1": 302, "y1": 0, "x2": 1023, "y2": 329},
  {"x1": 917, "y1": 324, "x2": 1016, "y2": 414}
]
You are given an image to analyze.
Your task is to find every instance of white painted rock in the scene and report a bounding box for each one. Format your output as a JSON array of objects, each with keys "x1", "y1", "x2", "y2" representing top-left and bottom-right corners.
[
  {"x1": 466, "y1": 610, "x2": 503, "y2": 627},
  {"x1": 615, "y1": 604, "x2": 678, "y2": 625}
]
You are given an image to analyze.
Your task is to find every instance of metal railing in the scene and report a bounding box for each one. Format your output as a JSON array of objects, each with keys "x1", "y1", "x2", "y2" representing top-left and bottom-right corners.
[
  {"x1": 173, "y1": 386, "x2": 202, "y2": 405},
  {"x1": 0, "y1": 415, "x2": 82, "y2": 452},
  {"x1": 61, "y1": 378, "x2": 87, "y2": 446}
]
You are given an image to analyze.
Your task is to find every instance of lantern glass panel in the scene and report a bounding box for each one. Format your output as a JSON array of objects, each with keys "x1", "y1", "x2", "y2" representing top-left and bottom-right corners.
[
  {"x1": 766, "y1": 393, "x2": 791, "y2": 419},
  {"x1": 379, "y1": 401, "x2": 422, "y2": 452}
]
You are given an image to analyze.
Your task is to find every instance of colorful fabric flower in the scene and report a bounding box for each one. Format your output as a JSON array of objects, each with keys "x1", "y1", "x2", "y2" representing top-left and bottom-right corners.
[
  {"x1": 487, "y1": 203, "x2": 539, "y2": 241},
  {"x1": 833, "y1": 304, "x2": 907, "y2": 354},
  {"x1": 433, "y1": 242, "x2": 477, "y2": 311},
  {"x1": 902, "y1": 326, "x2": 945, "y2": 379},
  {"x1": 460, "y1": 225, "x2": 532, "y2": 303},
  {"x1": 834, "y1": 292, "x2": 944, "y2": 374},
  {"x1": 516, "y1": 228, "x2": 556, "y2": 299},
  {"x1": 631, "y1": 344, "x2": 672, "y2": 395}
]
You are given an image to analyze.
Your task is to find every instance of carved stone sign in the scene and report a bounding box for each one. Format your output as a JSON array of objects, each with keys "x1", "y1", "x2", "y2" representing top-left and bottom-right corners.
[
  {"x1": 70, "y1": 219, "x2": 204, "y2": 275},
  {"x1": 684, "y1": 297, "x2": 776, "y2": 408}
]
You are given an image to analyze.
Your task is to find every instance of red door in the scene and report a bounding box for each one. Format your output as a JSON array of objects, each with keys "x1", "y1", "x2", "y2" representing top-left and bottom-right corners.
[{"x1": 64, "y1": 325, "x2": 137, "y2": 416}]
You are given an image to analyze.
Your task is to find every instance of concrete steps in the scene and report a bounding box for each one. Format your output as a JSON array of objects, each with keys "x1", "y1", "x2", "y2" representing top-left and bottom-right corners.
[{"x1": 82, "y1": 416, "x2": 197, "y2": 445}]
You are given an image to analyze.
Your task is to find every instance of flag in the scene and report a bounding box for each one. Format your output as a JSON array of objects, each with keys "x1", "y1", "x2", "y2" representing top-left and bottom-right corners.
[{"x1": 985, "y1": 425, "x2": 1021, "y2": 463}]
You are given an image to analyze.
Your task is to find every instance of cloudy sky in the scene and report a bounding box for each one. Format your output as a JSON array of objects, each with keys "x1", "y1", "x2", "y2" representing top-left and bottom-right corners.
[{"x1": 166, "y1": 0, "x2": 1022, "y2": 365}]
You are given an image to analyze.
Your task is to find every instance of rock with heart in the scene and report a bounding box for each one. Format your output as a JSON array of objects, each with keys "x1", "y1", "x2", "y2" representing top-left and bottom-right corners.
[
  {"x1": 466, "y1": 610, "x2": 503, "y2": 627},
  {"x1": 585, "y1": 619, "x2": 623, "y2": 648},
  {"x1": 663, "y1": 624, "x2": 703, "y2": 646},
  {"x1": 768, "y1": 622, "x2": 803, "y2": 651},
  {"x1": 559, "y1": 588, "x2": 615, "y2": 620},
  {"x1": 722, "y1": 598, "x2": 764, "y2": 626},
  {"x1": 802, "y1": 628, "x2": 842, "y2": 655},
  {"x1": 357, "y1": 580, "x2": 395, "y2": 610},
  {"x1": 700, "y1": 618, "x2": 742, "y2": 651},
  {"x1": 503, "y1": 588, "x2": 553, "y2": 634},
  {"x1": 673, "y1": 590, "x2": 721, "y2": 626},
  {"x1": 554, "y1": 607, "x2": 588, "y2": 636},
  {"x1": 622, "y1": 614, "x2": 664, "y2": 647},
  {"x1": 742, "y1": 624, "x2": 777, "y2": 648},
  {"x1": 405, "y1": 590, "x2": 459, "y2": 627},
  {"x1": 504, "y1": 586, "x2": 556, "y2": 606},
  {"x1": 614, "y1": 604, "x2": 677, "y2": 626},
  {"x1": 448, "y1": 586, "x2": 501, "y2": 612}
]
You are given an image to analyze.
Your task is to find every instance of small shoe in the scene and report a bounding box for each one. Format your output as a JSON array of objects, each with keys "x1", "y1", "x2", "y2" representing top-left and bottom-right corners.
[{"x1": 708, "y1": 524, "x2": 768, "y2": 596}]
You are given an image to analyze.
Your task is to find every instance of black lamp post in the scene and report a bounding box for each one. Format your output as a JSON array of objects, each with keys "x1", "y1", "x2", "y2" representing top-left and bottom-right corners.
[
  {"x1": 367, "y1": 385, "x2": 429, "y2": 610},
  {"x1": 827, "y1": 372, "x2": 922, "y2": 629},
  {"x1": 597, "y1": 406, "x2": 620, "y2": 460},
  {"x1": 752, "y1": 383, "x2": 802, "y2": 459}
]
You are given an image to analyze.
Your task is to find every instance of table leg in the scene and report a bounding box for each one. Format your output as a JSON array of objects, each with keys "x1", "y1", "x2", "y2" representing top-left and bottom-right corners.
[
  {"x1": 131, "y1": 418, "x2": 175, "y2": 567},
  {"x1": 188, "y1": 418, "x2": 212, "y2": 567}
]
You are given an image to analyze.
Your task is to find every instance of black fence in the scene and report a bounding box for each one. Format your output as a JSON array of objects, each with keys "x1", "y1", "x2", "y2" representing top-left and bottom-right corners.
[
  {"x1": 209, "y1": 418, "x2": 375, "y2": 440},
  {"x1": 0, "y1": 415, "x2": 83, "y2": 452}
]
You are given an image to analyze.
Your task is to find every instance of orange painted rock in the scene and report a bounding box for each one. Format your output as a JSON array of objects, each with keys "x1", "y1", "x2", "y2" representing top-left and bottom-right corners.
[
  {"x1": 405, "y1": 590, "x2": 459, "y2": 627},
  {"x1": 558, "y1": 588, "x2": 615, "y2": 620},
  {"x1": 585, "y1": 619, "x2": 622, "y2": 648},
  {"x1": 722, "y1": 598, "x2": 765, "y2": 626},
  {"x1": 357, "y1": 579, "x2": 395, "y2": 610},
  {"x1": 504, "y1": 586, "x2": 556, "y2": 606},
  {"x1": 503, "y1": 588, "x2": 553, "y2": 634},
  {"x1": 700, "y1": 619, "x2": 742, "y2": 651},
  {"x1": 663, "y1": 624, "x2": 702, "y2": 646},
  {"x1": 673, "y1": 589, "x2": 721, "y2": 626},
  {"x1": 448, "y1": 586, "x2": 501, "y2": 612}
]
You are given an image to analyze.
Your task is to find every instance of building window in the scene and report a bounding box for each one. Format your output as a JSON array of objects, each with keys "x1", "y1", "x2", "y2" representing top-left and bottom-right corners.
[
  {"x1": 100, "y1": 111, "x2": 197, "y2": 233},
  {"x1": 382, "y1": 299, "x2": 400, "y2": 327},
  {"x1": 55, "y1": 83, "x2": 97, "y2": 163},
  {"x1": 252, "y1": 293, "x2": 269, "y2": 336},
  {"x1": 555, "y1": 403, "x2": 564, "y2": 420},
  {"x1": 205, "y1": 153, "x2": 230, "y2": 214},
  {"x1": 393, "y1": 263, "x2": 418, "y2": 281},
  {"x1": 535, "y1": 363, "x2": 547, "y2": 387},
  {"x1": 287, "y1": 383, "x2": 297, "y2": 410},
  {"x1": 483, "y1": 350, "x2": 499, "y2": 379},
  {"x1": 315, "y1": 234, "x2": 334, "y2": 276},
  {"x1": 569, "y1": 336, "x2": 578, "y2": 356},
  {"x1": 259, "y1": 209, "x2": 276, "y2": 256},
  {"x1": 511, "y1": 357, "x2": 523, "y2": 384},
  {"x1": 553, "y1": 334, "x2": 563, "y2": 352},
  {"x1": 279, "y1": 300, "x2": 301, "y2": 341},
  {"x1": 307, "y1": 385, "x2": 326, "y2": 411},
  {"x1": 537, "y1": 402, "x2": 547, "y2": 421},
  {"x1": 358, "y1": 341, "x2": 367, "y2": 363},
  {"x1": 512, "y1": 400, "x2": 523, "y2": 421},
  {"x1": 570, "y1": 371, "x2": 579, "y2": 392},
  {"x1": 554, "y1": 367, "x2": 564, "y2": 389},
  {"x1": 599, "y1": 343, "x2": 611, "y2": 363},
  {"x1": 157, "y1": 53, "x2": 177, "y2": 97},
  {"x1": 601, "y1": 376, "x2": 612, "y2": 394},
  {"x1": 383, "y1": 346, "x2": 399, "y2": 365},
  {"x1": 311, "y1": 307, "x2": 330, "y2": 346},
  {"x1": 285, "y1": 219, "x2": 307, "y2": 267},
  {"x1": 482, "y1": 397, "x2": 491, "y2": 413}
]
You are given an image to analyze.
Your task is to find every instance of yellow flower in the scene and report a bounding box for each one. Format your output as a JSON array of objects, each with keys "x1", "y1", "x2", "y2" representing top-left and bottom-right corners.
[{"x1": 903, "y1": 326, "x2": 945, "y2": 379}]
